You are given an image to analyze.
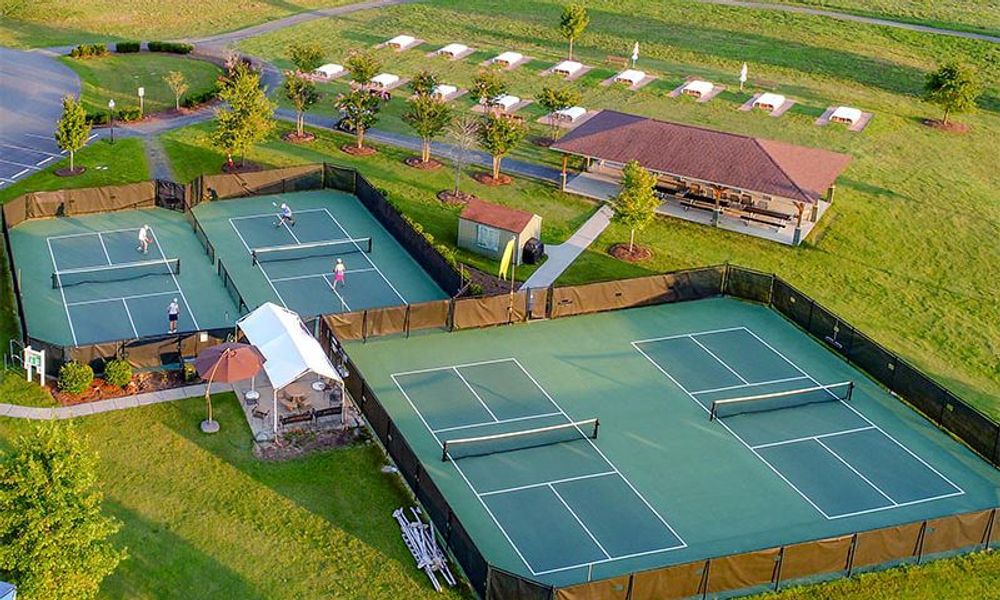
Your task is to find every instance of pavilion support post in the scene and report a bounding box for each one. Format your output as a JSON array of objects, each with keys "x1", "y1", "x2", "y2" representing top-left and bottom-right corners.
[
  {"x1": 560, "y1": 155, "x2": 569, "y2": 191},
  {"x1": 273, "y1": 389, "x2": 278, "y2": 434},
  {"x1": 827, "y1": 185, "x2": 836, "y2": 202}
]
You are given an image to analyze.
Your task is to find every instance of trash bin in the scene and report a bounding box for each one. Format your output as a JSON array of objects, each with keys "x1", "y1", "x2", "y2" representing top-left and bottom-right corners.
[{"x1": 522, "y1": 238, "x2": 544, "y2": 265}]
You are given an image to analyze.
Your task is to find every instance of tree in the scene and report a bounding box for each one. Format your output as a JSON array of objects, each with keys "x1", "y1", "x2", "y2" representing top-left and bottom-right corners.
[
  {"x1": 402, "y1": 94, "x2": 453, "y2": 163},
  {"x1": 335, "y1": 88, "x2": 383, "y2": 149},
  {"x1": 447, "y1": 114, "x2": 480, "y2": 194},
  {"x1": 477, "y1": 114, "x2": 527, "y2": 180},
  {"x1": 471, "y1": 66, "x2": 508, "y2": 106},
  {"x1": 537, "y1": 85, "x2": 582, "y2": 137},
  {"x1": 559, "y1": 3, "x2": 589, "y2": 60},
  {"x1": 164, "y1": 70, "x2": 189, "y2": 110},
  {"x1": 924, "y1": 62, "x2": 981, "y2": 125},
  {"x1": 409, "y1": 69, "x2": 439, "y2": 97},
  {"x1": 609, "y1": 160, "x2": 659, "y2": 253},
  {"x1": 211, "y1": 62, "x2": 276, "y2": 168},
  {"x1": 53, "y1": 95, "x2": 91, "y2": 174},
  {"x1": 345, "y1": 48, "x2": 382, "y2": 86},
  {"x1": 0, "y1": 423, "x2": 126, "y2": 600},
  {"x1": 282, "y1": 71, "x2": 321, "y2": 138},
  {"x1": 287, "y1": 42, "x2": 325, "y2": 73}
]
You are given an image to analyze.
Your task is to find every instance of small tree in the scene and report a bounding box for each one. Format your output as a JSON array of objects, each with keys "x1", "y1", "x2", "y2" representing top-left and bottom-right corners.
[
  {"x1": 402, "y1": 94, "x2": 453, "y2": 163},
  {"x1": 609, "y1": 160, "x2": 659, "y2": 253},
  {"x1": 287, "y1": 42, "x2": 325, "y2": 73},
  {"x1": 559, "y1": 3, "x2": 590, "y2": 60},
  {"x1": 447, "y1": 114, "x2": 480, "y2": 194},
  {"x1": 345, "y1": 48, "x2": 382, "y2": 86},
  {"x1": 409, "y1": 69, "x2": 439, "y2": 97},
  {"x1": 477, "y1": 114, "x2": 527, "y2": 180},
  {"x1": 53, "y1": 95, "x2": 91, "y2": 174},
  {"x1": 471, "y1": 66, "x2": 508, "y2": 106},
  {"x1": 164, "y1": 70, "x2": 189, "y2": 110},
  {"x1": 211, "y1": 62, "x2": 276, "y2": 168},
  {"x1": 924, "y1": 62, "x2": 981, "y2": 125},
  {"x1": 0, "y1": 423, "x2": 126, "y2": 600},
  {"x1": 335, "y1": 88, "x2": 382, "y2": 149},
  {"x1": 537, "y1": 85, "x2": 582, "y2": 137},
  {"x1": 282, "y1": 71, "x2": 321, "y2": 138}
]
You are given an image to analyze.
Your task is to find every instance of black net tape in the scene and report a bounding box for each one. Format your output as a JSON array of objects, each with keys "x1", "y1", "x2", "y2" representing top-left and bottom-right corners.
[
  {"x1": 487, "y1": 568, "x2": 554, "y2": 600},
  {"x1": 725, "y1": 266, "x2": 774, "y2": 304},
  {"x1": 772, "y1": 279, "x2": 814, "y2": 330},
  {"x1": 449, "y1": 512, "x2": 489, "y2": 597},
  {"x1": 324, "y1": 163, "x2": 357, "y2": 193},
  {"x1": 847, "y1": 331, "x2": 897, "y2": 391}
]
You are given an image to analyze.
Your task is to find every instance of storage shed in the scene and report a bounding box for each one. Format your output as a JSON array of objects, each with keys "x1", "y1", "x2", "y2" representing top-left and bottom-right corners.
[{"x1": 458, "y1": 199, "x2": 541, "y2": 266}]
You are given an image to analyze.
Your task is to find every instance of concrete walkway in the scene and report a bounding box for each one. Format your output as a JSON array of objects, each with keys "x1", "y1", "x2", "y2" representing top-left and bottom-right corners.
[
  {"x1": 521, "y1": 204, "x2": 614, "y2": 289},
  {"x1": 0, "y1": 382, "x2": 231, "y2": 420}
]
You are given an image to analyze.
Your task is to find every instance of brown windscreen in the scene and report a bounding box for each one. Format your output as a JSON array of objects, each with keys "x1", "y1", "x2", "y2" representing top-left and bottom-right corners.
[
  {"x1": 551, "y1": 275, "x2": 672, "y2": 318},
  {"x1": 778, "y1": 535, "x2": 852, "y2": 582},
  {"x1": 23, "y1": 182, "x2": 157, "y2": 219},
  {"x1": 554, "y1": 575, "x2": 629, "y2": 600},
  {"x1": 706, "y1": 547, "x2": 781, "y2": 593},
  {"x1": 201, "y1": 164, "x2": 324, "y2": 200},
  {"x1": 26, "y1": 189, "x2": 68, "y2": 218},
  {"x1": 629, "y1": 560, "x2": 706, "y2": 600},
  {"x1": 453, "y1": 293, "x2": 526, "y2": 330},
  {"x1": 366, "y1": 305, "x2": 408, "y2": 337},
  {"x1": 528, "y1": 287, "x2": 548, "y2": 319},
  {"x1": 2, "y1": 195, "x2": 28, "y2": 227},
  {"x1": 852, "y1": 522, "x2": 923, "y2": 568},
  {"x1": 408, "y1": 299, "x2": 450, "y2": 332},
  {"x1": 921, "y1": 510, "x2": 993, "y2": 555},
  {"x1": 324, "y1": 311, "x2": 365, "y2": 341}
]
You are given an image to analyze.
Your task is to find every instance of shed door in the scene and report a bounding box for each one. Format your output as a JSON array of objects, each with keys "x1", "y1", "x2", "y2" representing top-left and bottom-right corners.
[{"x1": 476, "y1": 224, "x2": 500, "y2": 251}]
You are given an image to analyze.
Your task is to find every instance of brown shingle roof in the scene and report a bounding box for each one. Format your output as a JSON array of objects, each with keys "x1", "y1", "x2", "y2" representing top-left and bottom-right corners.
[
  {"x1": 551, "y1": 110, "x2": 852, "y2": 203},
  {"x1": 460, "y1": 198, "x2": 536, "y2": 233}
]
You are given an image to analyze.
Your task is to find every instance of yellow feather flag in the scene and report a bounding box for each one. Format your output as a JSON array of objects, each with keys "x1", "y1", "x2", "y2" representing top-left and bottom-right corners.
[{"x1": 498, "y1": 238, "x2": 516, "y2": 280}]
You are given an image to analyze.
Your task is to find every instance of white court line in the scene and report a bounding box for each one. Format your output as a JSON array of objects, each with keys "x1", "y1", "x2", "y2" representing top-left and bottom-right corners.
[
  {"x1": 120, "y1": 299, "x2": 139, "y2": 338},
  {"x1": 688, "y1": 335, "x2": 749, "y2": 384},
  {"x1": 479, "y1": 471, "x2": 617, "y2": 497},
  {"x1": 393, "y1": 357, "x2": 519, "y2": 377},
  {"x1": 148, "y1": 226, "x2": 199, "y2": 330},
  {"x1": 321, "y1": 207, "x2": 407, "y2": 305},
  {"x1": 318, "y1": 272, "x2": 351, "y2": 312},
  {"x1": 550, "y1": 484, "x2": 612, "y2": 560},
  {"x1": 453, "y1": 367, "x2": 499, "y2": 422},
  {"x1": 751, "y1": 426, "x2": 876, "y2": 450},
  {"x1": 632, "y1": 326, "x2": 746, "y2": 345},
  {"x1": 227, "y1": 207, "x2": 329, "y2": 222},
  {"x1": 433, "y1": 412, "x2": 563, "y2": 434},
  {"x1": 691, "y1": 376, "x2": 810, "y2": 396},
  {"x1": 48, "y1": 227, "x2": 138, "y2": 240},
  {"x1": 67, "y1": 289, "x2": 179, "y2": 307},
  {"x1": 46, "y1": 237, "x2": 78, "y2": 345},
  {"x1": 738, "y1": 327, "x2": 966, "y2": 499},
  {"x1": 96, "y1": 232, "x2": 112, "y2": 265},
  {"x1": 229, "y1": 218, "x2": 289, "y2": 308},
  {"x1": 269, "y1": 267, "x2": 374, "y2": 283},
  {"x1": 822, "y1": 491, "x2": 967, "y2": 520},
  {"x1": 815, "y1": 438, "x2": 897, "y2": 505}
]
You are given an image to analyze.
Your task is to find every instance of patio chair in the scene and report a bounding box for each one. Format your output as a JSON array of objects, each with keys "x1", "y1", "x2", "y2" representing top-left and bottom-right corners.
[{"x1": 252, "y1": 408, "x2": 269, "y2": 422}]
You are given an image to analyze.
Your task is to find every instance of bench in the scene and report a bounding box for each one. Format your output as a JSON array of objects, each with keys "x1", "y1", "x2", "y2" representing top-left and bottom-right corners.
[
  {"x1": 279, "y1": 409, "x2": 315, "y2": 426},
  {"x1": 314, "y1": 405, "x2": 344, "y2": 421},
  {"x1": 606, "y1": 55, "x2": 628, "y2": 68}
]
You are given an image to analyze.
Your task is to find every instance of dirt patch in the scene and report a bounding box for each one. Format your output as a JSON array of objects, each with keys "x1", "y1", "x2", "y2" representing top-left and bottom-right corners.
[
  {"x1": 472, "y1": 172, "x2": 513, "y2": 186},
  {"x1": 609, "y1": 243, "x2": 653, "y2": 262},
  {"x1": 922, "y1": 118, "x2": 969, "y2": 133},
  {"x1": 55, "y1": 166, "x2": 86, "y2": 177},
  {"x1": 341, "y1": 144, "x2": 377, "y2": 156},
  {"x1": 436, "y1": 190, "x2": 480, "y2": 205},
  {"x1": 460, "y1": 264, "x2": 515, "y2": 296},
  {"x1": 50, "y1": 370, "x2": 190, "y2": 406},
  {"x1": 254, "y1": 427, "x2": 369, "y2": 461},
  {"x1": 221, "y1": 160, "x2": 264, "y2": 174},
  {"x1": 404, "y1": 156, "x2": 443, "y2": 170},
  {"x1": 282, "y1": 131, "x2": 316, "y2": 144},
  {"x1": 531, "y1": 136, "x2": 555, "y2": 147}
]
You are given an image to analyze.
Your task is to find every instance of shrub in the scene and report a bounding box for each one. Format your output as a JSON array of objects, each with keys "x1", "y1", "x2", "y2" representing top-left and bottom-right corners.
[
  {"x1": 180, "y1": 87, "x2": 218, "y2": 108},
  {"x1": 468, "y1": 282, "x2": 484, "y2": 296},
  {"x1": 85, "y1": 111, "x2": 108, "y2": 126},
  {"x1": 182, "y1": 362, "x2": 199, "y2": 383},
  {"x1": 115, "y1": 106, "x2": 142, "y2": 122},
  {"x1": 148, "y1": 41, "x2": 193, "y2": 54},
  {"x1": 69, "y1": 43, "x2": 108, "y2": 58},
  {"x1": 103, "y1": 359, "x2": 132, "y2": 388},
  {"x1": 58, "y1": 361, "x2": 94, "y2": 394},
  {"x1": 115, "y1": 41, "x2": 140, "y2": 53}
]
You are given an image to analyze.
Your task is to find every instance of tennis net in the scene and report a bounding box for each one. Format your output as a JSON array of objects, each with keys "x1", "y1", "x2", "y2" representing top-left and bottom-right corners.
[
  {"x1": 442, "y1": 418, "x2": 599, "y2": 461},
  {"x1": 709, "y1": 381, "x2": 854, "y2": 421},
  {"x1": 52, "y1": 258, "x2": 181, "y2": 288},
  {"x1": 251, "y1": 237, "x2": 372, "y2": 265}
]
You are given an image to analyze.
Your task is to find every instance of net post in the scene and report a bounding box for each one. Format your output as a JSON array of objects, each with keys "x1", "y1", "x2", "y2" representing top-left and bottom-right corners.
[
  {"x1": 251, "y1": 251, "x2": 258, "y2": 266},
  {"x1": 593, "y1": 418, "x2": 600, "y2": 439},
  {"x1": 441, "y1": 443, "x2": 449, "y2": 462},
  {"x1": 51, "y1": 273, "x2": 58, "y2": 289},
  {"x1": 847, "y1": 380, "x2": 855, "y2": 402}
]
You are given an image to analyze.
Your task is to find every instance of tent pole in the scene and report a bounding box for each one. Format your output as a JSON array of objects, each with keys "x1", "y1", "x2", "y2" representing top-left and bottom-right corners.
[{"x1": 273, "y1": 389, "x2": 278, "y2": 434}]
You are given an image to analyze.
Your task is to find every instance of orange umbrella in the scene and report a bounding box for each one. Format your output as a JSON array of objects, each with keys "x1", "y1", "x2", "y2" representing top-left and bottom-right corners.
[{"x1": 194, "y1": 343, "x2": 264, "y2": 433}]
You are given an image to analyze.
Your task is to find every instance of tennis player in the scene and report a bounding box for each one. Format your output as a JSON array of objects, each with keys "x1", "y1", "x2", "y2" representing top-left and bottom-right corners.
[
  {"x1": 137, "y1": 224, "x2": 152, "y2": 254},
  {"x1": 167, "y1": 298, "x2": 180, "y2": 333},
  {"x1": 332, "y1": 258, "x2": 346, "y2": 290},
  {"x1": 277, "y1": 203, "x2": 296, "y2": 227}
]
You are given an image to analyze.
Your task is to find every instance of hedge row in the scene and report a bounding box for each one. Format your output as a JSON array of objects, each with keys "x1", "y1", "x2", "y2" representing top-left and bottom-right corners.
[
  {"x1": 148, "y1": 41, "x2": 194, "y2": 54},
  {"x1": 86, "y1": 106, "x2": 142, "y2": 125},
  {"x1": 115, "y1": 41, "x2": 140, "y2": 53},
  {"x1": 69, "y1": 43, "x2": 108, "y2": 58}
]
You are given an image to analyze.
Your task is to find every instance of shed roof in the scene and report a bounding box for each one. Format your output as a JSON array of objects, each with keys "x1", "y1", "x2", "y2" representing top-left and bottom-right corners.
[
  {"x1": 551, "y1": 110, "x2": 852, "y2": 203},
  {"x1": 460, "y1": 198, "x2": 536, "y2": 233}
]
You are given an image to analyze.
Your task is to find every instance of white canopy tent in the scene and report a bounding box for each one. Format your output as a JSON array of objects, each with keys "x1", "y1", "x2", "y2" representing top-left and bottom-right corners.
[
  {"x1": 492, "y1": 51, "x2": 523, "y2": 66},
  {"x1": 831, "y1": 106, "x2": 862, "y2": 125},
  {"x1": 238, "y1": 302, "x2": 344, "y2": 434},
  {"x1": 371, "y1": 73, "x2": 400, "y2": 89},
  {"x1": 754, "y1": 92, "x2": 786, "y2": 111},
  {"x1": 554, "y1": 106, "x2": 587, "y2": 122},
  {"x1": 387, "y1": 34, "x2": 416, "y2": 49},
  {"x1": 553, "y1": 60, "x2": 583, "y2": 76},
  {"x1": 437, "y1": 43, "x2": 469, "y2": 57},
  {"x1": 615, "y1": 69, "x2": 646, "y2": 85},
  {"x1": 313, "y1": 63, "x2": 344, "y2": 79},
  {"x1": 491, "y1": 94, "x2": 520, "y2": 111},
  {"x1": 682, "y1": 79, "x2": 714, "y2": 97},
  {"x1": 431, "y1": 84, "x2": 458, "y2": 99}
]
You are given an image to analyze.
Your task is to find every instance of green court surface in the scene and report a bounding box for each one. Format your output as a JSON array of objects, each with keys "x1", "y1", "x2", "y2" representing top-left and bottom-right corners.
[
  {"x1": 344, "y1": 298, "x2": 1000, "y2": 588},
  {"x1": 8, "y1": 208, "x2": 239, "y2": 346},
  {"x1": 192, "y1": 190, "x2": 447, "y2": 317}
]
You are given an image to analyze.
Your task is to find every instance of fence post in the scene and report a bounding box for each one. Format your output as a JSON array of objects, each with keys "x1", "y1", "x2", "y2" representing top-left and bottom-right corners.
[
  {"x1": 845, "y1": 533, "x2": 858, "y2": 576},
  {"x1": 404, "y1": 304, "x2": 412, "y2": 338},
  {"x1": 985, "y1": 508, "x2": 997, "y2": 550},
  {"x1": 773, "y1": 546, "x2": 785, "y2": 591},
  {"x1": 361, "y1": 310, "x2": 369, "y2": 342},
  {"x1": 915, "y1": 520, "x2": 928, "y2": 563},
  {"x1": 699, "y1": 558, "x2": 711, "y2": 600}
]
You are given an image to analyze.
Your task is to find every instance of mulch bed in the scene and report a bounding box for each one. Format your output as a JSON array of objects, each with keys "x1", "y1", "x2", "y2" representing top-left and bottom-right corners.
[
  {"x1": 341, "y1": 144, "x2": 377, "y2": 156},
  {"x1": 472, "y1": 172, "x2": 512, "y2": 186},
  {"x1": 461, "y1": 264, "x2": 513, "y2": 296},
  {"x1": 254, "y1": 427, "x2": 369, "y2": 461},
  {"x1": 50, "y1": 370, "x2": 189, "y2": 406},
  {"x1": 55, "y1": 167, "x2": 86, "y2": 177},
  {"x1": 609, "y1": 243, "x2": 653, "y2": 262},
  {"x1": 922, "y1": 118, "x2": 969, "y2": 133},
  {"x1": 436, "y1": 190, "x2": 480, "y2": 205},
  {"x1": 282, "y1": 131, "x2": 316, "y2": 144},
  {"x1": 404, "y1": 157, "x2": 443, "y2": 170},
  {"x1": 221, "y1": 160, "x2": 264, "y2": 174}
]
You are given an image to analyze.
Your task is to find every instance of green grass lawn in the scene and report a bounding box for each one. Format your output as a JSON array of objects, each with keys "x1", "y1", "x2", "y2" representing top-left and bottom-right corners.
[
  {"x1": 0, "y1": 0, "x2": 359, "y2": 49},
  {"x1": 238, "y1": 0, "x2": 1000, "y2": 419},
  {"x1": 759, "y1": 0, "x2": 1000, "y2": 37},
  {"x1": 62, "y1": 53, "x2": 223, "y2": 116},
  {"x1": 0, "y1": 396, "x2": 471, "y2": 599}
]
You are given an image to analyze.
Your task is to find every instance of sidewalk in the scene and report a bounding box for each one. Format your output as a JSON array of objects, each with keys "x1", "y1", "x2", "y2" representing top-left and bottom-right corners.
[
  {"x1": 0, "y1": 382, "x2": 231, "y2": 420},
  {"x1": 521, "y1": 204, "x2": 614, "y2": 289}
]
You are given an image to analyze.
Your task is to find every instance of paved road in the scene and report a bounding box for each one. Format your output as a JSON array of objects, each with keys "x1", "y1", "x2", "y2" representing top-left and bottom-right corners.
[{"x1": 697, "y1": 0, "x2": 1000, "y2": 43}]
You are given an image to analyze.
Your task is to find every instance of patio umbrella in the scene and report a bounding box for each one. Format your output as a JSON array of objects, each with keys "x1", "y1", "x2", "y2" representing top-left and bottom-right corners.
[{"x1": 194, "y1": 343, "x2": 265, "y2": 433}]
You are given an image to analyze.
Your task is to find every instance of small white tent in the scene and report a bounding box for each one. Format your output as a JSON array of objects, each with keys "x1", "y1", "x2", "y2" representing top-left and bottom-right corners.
[
  {"x1": 831, "y1": 106, "x2": 862, "y2": 125},
  {"x1": 682, "y1": 80, "x2": 714, "y2": 98},
  {"x1": 754, "y1": 93, "x2": 786, "y2": 111}
]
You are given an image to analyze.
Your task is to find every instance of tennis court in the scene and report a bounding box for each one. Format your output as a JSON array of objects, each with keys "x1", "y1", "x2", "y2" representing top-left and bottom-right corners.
[
  {"x1": 192, "y1": 190, "x2": 447, "y2": 317},
  {"x1": 345, "y1": 298, "x2": 1000, "y2": 587}
]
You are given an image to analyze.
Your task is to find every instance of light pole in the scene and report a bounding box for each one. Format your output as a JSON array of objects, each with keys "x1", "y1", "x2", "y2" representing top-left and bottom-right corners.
[
  {"x1": 137, "y1": 87, "x2": 144, "y2": 118},
  {"x1": 107, "y1": 99, "x2": 116, "y2": 144}
]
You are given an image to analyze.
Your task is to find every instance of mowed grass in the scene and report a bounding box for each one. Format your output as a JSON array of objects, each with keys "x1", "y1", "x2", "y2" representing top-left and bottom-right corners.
[
  {"x1": 760, "y1": 0, "x2": 1000, "y2": 37},
  {"x1": 0, "y1": 0, "x2": 360, "y2": 48},
  {"x1": 62, "y1": 53, "x2": 223, "y2": 116},
  {"x1": 239, "y1": 0, "x2": 1000, "y2": 418},
  {"x1": 0, "y1": 396, "x2": 471, "y2": 599}
]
